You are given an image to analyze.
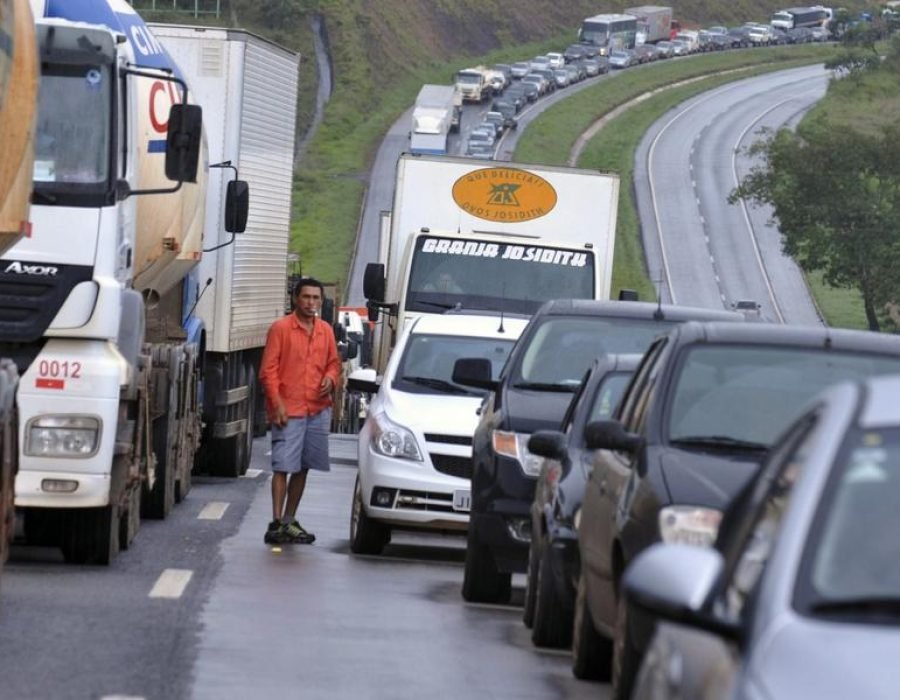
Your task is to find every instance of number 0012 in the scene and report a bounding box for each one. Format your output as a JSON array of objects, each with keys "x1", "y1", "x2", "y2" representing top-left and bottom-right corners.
[{"x1": 38, "y1": 360, "x2": 82, "y2": 379}]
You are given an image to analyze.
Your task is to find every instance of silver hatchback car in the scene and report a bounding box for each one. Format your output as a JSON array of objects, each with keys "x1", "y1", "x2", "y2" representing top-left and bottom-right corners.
[{"x1": 625, "y1": 373, "x2": 900, "y2": 700}]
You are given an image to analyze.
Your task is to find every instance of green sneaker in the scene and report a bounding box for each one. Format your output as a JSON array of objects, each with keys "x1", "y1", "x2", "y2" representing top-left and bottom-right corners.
[
  {"x1": 282, "y1": 519, "x2": 315, "y2": 544},
  {"x1": 264, "y1": 520, "x2": 288, "y2": 545}
]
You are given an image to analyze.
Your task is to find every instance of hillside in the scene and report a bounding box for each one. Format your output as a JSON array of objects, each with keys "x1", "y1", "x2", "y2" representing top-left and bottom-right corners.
[{"x1": 133, "y1": 0, "x2": 870, "y2": 291}]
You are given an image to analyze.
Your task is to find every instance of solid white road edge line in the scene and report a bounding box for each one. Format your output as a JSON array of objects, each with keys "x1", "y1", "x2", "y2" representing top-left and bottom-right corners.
[
  {"x1": 149, "y1": 569, "x2": 193, "y2": 599},
  {"x1": 197, "y1": 502, "x2": 229, "y2": 520}
]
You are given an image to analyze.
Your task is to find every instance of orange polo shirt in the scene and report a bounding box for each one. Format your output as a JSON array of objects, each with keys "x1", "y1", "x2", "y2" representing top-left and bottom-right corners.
[{"x1": 259, "y1": 313, "x2": 341, "y2": 421}]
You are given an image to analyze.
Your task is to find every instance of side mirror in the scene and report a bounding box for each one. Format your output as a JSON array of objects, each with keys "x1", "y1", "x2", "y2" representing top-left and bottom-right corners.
[
  {"x1": 347, "y1": 367, "x2": 379, "y2": 394},
  {"x1": 224, "y1": 179, "x2": 249, "y2": 233},
  {"x1": 584, "y1": 420, "x2": 642, "y2": 452},
  {"x1": 321, "y1": 297, "x2": 335, "y2": 324},
  {"x1": 341, "y1": 339, "x2": 359, "y2": 361},
  {"x1": 624, "y1": 543, "x2": 740, "y2": 641},
  {"x1": 528, "y1": 430, "x2": 567, "y2": 460},
  {"x1": 452, "y1": 358, "x2": 497, "y2": 391},
  {"x1": 333, "y1": 322, "x2": 348, "y2": 343},
  {"x1": 165, "y1": 104, "x2": 202, "y2": 183},
  {"x1": 364, "y1": 263, "x2": 386, "y2": 302}
]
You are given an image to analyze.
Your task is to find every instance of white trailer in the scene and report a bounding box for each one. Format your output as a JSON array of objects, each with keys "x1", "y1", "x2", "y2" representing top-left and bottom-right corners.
[
  {"x1": 364, "y1": 154, "x2": 620, "y2": 371},
  {"x1": 149, "y1": 24, "x2": 299, "y2": 476},
  {"x1": 410, "y1": 84, "x2": 461, "y2": 155}
]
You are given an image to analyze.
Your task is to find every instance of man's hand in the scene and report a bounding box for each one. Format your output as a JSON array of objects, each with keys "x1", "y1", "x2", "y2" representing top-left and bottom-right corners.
[
  {"x1": 275, "y1": 401, "x2": 289, "y2": 427},
  {"x1": 319, "y1": 376, "x2": 335, "y2": 397}
]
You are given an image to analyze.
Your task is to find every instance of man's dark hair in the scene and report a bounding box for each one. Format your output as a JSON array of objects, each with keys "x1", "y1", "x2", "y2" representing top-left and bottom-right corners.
[{"x1": 293, "y1": 277, "x2": 325, "y2": 298}]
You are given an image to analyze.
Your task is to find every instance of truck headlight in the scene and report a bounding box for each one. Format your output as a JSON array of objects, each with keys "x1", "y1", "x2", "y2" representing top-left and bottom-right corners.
[
  {"x1": 370, "y1": 413, "x2": 422, "y2": 461},
  {"x1": 491, "y1": 430, "x2": 542, "y2": 477},
  {"x1": 25, "y1": 416, "x2": 101, "y2": 458},
  {"x1": 658, "y1": 506, "x2": 722, "y2": 547}
]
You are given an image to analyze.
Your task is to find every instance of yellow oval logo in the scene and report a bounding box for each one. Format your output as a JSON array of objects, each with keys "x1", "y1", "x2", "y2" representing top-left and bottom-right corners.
[{"x1": 452, "y1": 167, "x2": 558, "y2": 223}]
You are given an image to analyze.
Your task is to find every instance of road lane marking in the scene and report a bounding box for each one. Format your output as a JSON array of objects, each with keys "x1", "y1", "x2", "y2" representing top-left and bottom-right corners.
[
  {"x1": 197, "y1": 502, "x2": 229, "y2": 520},
  {"x1": 242, "y1": 468, "x2": 263, "y2": 478},
  {"x1": 100, "y1": 696, "x2": 145, "y2": 700},
  {"x1": 149, "y1": 569, "x2": 193, "y2": 599}
]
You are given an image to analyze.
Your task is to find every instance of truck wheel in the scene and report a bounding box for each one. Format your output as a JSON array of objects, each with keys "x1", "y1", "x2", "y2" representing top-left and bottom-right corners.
[
  {"x1": 61, "y1": 506, "x2": 120, "y2": 566},
  {"x1": 572, "y1": 571, "x2": 612, "y2": 680},
  {"x1": 211, "y1": 363, "x2": 253, "y2": 478},
  {"x1": 532, "y1": 544, "x2": 572, "y2": 648},
  {"x1": 349, "y1": 476, "x2": 389, "y2": 555},
  {"x1": 142, "y1": 417, "x2": 175, "y2": 519},
  {"x1": 522, "y1": 538, "x2": 540, "y2": 628},
  {"x1": 461, "y1": 523, "x2": 511, "y2": 603}
]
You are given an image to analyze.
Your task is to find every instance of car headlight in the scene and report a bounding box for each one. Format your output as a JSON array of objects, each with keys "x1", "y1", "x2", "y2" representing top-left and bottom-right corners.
[
  {"x1": 370, "y1": 412, "x2": 422, "y2": 461},
  {"x1": 25, "y1": 415, "x2": 101, "y2": 458},
  {"x1": 491, "y1": 430, "x2": 542, "y2": 477},
  {"x1": 658, "y1": 506, "x2": 722, "y2": 547}
]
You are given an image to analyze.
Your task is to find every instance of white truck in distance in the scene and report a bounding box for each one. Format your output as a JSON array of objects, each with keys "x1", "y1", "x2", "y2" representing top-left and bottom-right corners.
[
  {"x1": 455, "y1": 67, "x2": 488, "y2": 103},
  {"x1": 362, "y1": 154, "x2": 620, "y2": 373},
  {"x1": 4, "y1": 1, "x2": 298, "y2": 565},
  {"x1": 409, "y1": 84, "x2": 461, "y2": 155},
  {"x1": 625, "y1": 5, "x2": 673, "y2": 44}
]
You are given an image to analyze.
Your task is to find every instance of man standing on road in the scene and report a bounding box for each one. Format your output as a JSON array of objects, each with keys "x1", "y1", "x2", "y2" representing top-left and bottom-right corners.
[{"x1": 259, "y1": 277, "x2": 341, "y2": 545}]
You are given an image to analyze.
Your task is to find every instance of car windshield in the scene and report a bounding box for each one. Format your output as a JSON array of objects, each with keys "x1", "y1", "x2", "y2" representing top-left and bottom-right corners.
[
  {"x1": 514, "y1": 317, "x2": 675, "y2": 388},
  {"x1": 796, "y1": 426, "x2": 900, "y2": 614},
  {"x1": 470, "y1": 132, "x2": 492, "y2": 142},
  {"x1": 392, "y1": 333, "x2": 515, "y2": 395},
  {"x1": 668, "y1": 346, "x2": 900, "y2": 446},
  {"x1": 587, "y1": 372, "x2": 634, "y2": 422}
]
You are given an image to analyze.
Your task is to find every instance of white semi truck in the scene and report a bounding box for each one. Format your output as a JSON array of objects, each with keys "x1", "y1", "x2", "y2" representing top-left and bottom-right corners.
[
  {"x1": 363, "y1": 154, "x2": 620, "y2": 373},
  {"x1": 409, "y1": 84, "x2": 461, "y2": 156},
  {"x1": 5, "y1": 0, "x2": 298, "y2": 564}
]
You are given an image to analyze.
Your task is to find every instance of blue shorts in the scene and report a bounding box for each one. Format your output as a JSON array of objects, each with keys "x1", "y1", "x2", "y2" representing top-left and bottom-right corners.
[{"x1": 270, "y1": 409, "x2": 332, "y2": 474}]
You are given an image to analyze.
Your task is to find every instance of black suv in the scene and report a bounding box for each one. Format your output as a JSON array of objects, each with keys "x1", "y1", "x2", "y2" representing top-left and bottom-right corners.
[
  {"x1": 574, "y1": 321, "x2": 900, "y2": 698},
  {"x1": 453, "y1": 300, "x2": 741, "y2": 604}
]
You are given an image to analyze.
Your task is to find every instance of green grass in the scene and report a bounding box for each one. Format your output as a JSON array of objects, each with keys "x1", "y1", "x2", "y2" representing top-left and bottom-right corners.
[
  {"x1": 805, "y1": 272, "x2": 868, "y2": 330},
  {"x1": 515, "y1": 45, "x2": 839, "y2": 302}
]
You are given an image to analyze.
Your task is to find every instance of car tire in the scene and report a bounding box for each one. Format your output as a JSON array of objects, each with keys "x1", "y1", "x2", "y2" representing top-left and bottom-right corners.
[
  {"x1": 612, "y1": 590, "x2": 642, "y2": 700},
  {"x1": 349, "y1": 475, "x2": 389, "y2": 555},
  {"x1": 523, "y1": 537, "x2": 540, "y2": 628},
  {"x1": 532, "y1": 543, "x2": 572, "y2": 648},
  {"x1": 462, "y1": 522, "x2": 511, "y2": 603},
  {"x1": 572, "y1": 571, "x2": 612, "y2": 680}
]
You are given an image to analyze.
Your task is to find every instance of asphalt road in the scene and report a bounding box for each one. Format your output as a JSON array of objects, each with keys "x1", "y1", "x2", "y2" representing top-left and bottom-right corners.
[
  {"x1": 634, "y1": 64, "x2": 827, "y2": 323},
  {"x1": 0, "y1": 438, "x2": 604, "y2": 700}
]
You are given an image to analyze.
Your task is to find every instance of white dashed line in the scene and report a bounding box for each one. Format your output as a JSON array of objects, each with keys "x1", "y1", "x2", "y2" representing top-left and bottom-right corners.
[
  {"x1": 691, "y1": 179, "x2": 696, "y2": 188},
  {"x1": 242, "y1": 468, "x2": 263, "y2": 478},
  {"x1": 149, "y1": 569, "x2": 193, "y2": 599},
  {"x1": 197, "y1": 502, "x2": 229, "y2": 520},
  {"x1": 100, "y1": 696, "x2": 145, "y2": 700}
]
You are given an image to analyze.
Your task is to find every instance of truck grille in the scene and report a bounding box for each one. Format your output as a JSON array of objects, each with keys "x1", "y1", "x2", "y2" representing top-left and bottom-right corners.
[
  {"x1": 430, "y1": 454, "x2": 472, "y2": 480},
  {"x1": 0, "y1": 262, "x2": 93, "y2": 343}
]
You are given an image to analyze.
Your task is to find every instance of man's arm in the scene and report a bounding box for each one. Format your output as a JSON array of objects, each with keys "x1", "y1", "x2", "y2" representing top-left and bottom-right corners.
[{"x1": 259, "y1": 322, "x2": 288, "y2": 424}]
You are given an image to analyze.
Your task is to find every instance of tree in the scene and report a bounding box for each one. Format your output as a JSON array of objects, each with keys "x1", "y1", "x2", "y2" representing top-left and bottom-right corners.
[{"x1": 731, "y1": 123, "x2": 900, "y2": 331}]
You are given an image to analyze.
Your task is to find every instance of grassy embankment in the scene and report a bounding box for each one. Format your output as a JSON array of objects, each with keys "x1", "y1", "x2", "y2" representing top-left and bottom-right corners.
[{"x1": 514, "y1": 44, "x2": 841, "y2": 306}]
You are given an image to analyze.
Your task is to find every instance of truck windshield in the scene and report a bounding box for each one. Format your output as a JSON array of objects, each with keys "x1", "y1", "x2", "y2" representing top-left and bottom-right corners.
[
  {"x1": 406, "y1": 235, "x2": 595, "y2": 315},
  {"x1": 33, "y1": 61, "x2": 112, "y2": 199},
  {"x1": 456, "y1": 73, "x2": 481, "y2": 84}
]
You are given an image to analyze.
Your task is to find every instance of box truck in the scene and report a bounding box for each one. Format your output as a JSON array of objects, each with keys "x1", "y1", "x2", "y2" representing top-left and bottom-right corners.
[
  {"x1": 5, "y1": 1, "x2": 298, "y2": 565},
  {"x1": 362, "y1": 154, "x2": 620, "y2": 373},
  {"x1": 410, "y1": 84, "x2": 461, "y2": 155},
  {"x1": 625, "y1": 6, "x2": 674, "y2": 44}
]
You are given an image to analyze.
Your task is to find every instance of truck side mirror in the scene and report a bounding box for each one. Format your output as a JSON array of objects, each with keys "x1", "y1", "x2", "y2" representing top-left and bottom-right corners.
[
  {"x1": 224, "y1": 180, "x2": 249, "y2": 233},
  {"x1": 165, "y1": 104, "x2": 203, "y2": 183},
  {"x1": 343, "y1": 339, "x2": 359, "y2": 361},
  {"x1": 333, "y1": 322, "x2": 347, "y2": 342},
  {"x1": 364, "y1": 263, "x2": 386, "y2": 302},
  {"x1": 321, "y1": 297, "x2": 335, "y2": 324},
  {"x1": 366, "y1": 301, "x2": 380, "y2": 323}
]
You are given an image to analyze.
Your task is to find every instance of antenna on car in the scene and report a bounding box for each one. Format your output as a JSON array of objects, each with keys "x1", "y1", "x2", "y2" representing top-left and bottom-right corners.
[
  {"x1": 653, "y1": 268, "x2": 665, "y2": 321},
  {"x1": 497, "y1": 281, "x2": 506, "y2": 334}
]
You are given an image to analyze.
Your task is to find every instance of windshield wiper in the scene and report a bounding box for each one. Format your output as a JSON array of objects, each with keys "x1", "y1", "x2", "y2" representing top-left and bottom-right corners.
[
  {"x1": 809, "y1": 597, "x2": 900, "y2": 618},
  {"x1": 670, "y1": 436, "x2": 768, "y2": 452},
  {"x1": 512, "y1": 381, "x2": 578, "y2": 392},
  {"x1": 413, "y1": 300, "x2": 462, "y2": 311},
  {"x1": 401, "y1": 376, "x2": 472, "y2": 395}
]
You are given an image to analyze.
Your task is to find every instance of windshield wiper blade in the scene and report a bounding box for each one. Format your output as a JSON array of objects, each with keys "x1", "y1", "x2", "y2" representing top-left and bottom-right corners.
[
  {"x1": 401, "y1": 376, "x2": 472, "y2": 395},
  {"x1": 31, "y1": 190, "x2": 57, "y2": 204},
  {"x1": 810, "y1": 597, "x2": 900, "y2": 617},
  {"x1": 414, "y1": 300, "x2": 461, "y2": 311},
  {"x1": 512, "y1": 381, "x2": 578, "y2": 392},
  {"x1": 670, "y1": 436, "x2": 768, "y2": 452}
]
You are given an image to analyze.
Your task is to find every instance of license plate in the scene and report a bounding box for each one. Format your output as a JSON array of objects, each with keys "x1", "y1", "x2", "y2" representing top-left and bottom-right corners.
[{"x1": 453, "y1": 489, "x2": 471, "y2": 513}]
